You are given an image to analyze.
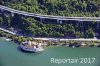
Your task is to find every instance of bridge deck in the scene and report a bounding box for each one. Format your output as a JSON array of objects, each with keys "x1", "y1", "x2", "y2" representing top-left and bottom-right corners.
[{"x1": 0, "y1": 5, "x2": 100, "y2": 21}]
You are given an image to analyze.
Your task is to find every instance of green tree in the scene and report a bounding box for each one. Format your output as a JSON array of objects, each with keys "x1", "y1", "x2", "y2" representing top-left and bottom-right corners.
[
  {"x1": 86, "y1": 29, "x2": 95, "y2": 38},
  {"x1": 0, "y1": 17, "x2": 3, "y2": 26}
]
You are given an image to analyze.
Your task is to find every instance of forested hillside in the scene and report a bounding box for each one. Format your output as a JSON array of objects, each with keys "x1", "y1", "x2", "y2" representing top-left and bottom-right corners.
[
  {"x1": 0, "y1": 0, "x2": 100, "y2": 38},
  {"x1": 0, "y1": 13, "x2": 98, "y2": 38},
  {"x1": 0, "y1": 0, "x2": 100, "y2": 17}
]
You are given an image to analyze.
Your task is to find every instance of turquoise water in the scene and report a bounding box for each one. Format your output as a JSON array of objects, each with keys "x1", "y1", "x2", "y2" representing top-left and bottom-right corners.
[{"x1": 0, "y1": 38, "x2": 100, "y2": 66}]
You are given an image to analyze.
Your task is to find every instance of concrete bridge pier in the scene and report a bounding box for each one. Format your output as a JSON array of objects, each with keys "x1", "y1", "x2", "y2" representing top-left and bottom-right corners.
[
  {"x1": 0, "y1": 9, "x2": 4, "y2": 13},
  {"x1": 11, "y1": 12, "x2": 14, "y2": 17},
  {"x1": 76, "y1": 21, "x2": 80, "y2": 27},
  {"x1": 96, "y1": 22, "x2": 100, "y2": 28},
  {"x1": 76, "y1": 21, "x2": 83, "y2": 27},
  {"x1": 59, "y1": 20, "x2": 62, "y2": 24},
  {"x1": 0, "y1": 9, "x2": 4, "y2": 16},
  {"x1": 57, "y1": 19, "x2": 62, "y2": 24},
  {"x1": 80, "y1": 21, "x2": 83, "y2": 27},
  {"x1": 40, "y1": 18, "x2": 44, "y2": 22}
]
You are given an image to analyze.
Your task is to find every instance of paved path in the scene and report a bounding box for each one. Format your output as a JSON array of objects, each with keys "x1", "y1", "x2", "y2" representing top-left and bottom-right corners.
[
  {"x1": 34, "y1": 38, "x2": 100, "y2": 41},
  {"x1": 0, "y1": 28, "x2": 16, "y2": 35},
  {"x1": 0, "y1": 27, "x2": 100, "y2": 41}
]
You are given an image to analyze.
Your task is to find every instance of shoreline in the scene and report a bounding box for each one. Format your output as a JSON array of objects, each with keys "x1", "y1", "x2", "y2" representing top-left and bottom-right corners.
[
  {"x1": 2, "y1": 36, "x2": 100, "y2": 42},
  {"x1": 0, "y1": 28, "x2": 100, "y2": 48},
  {"x1": 2, "y1": 36, "x2": 100, "y2": 48}
]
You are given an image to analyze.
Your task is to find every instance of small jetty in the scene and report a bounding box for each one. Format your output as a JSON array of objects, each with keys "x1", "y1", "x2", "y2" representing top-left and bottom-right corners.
[{"x1": 20, "y1": 41, "x2": 44, "y2": 52}]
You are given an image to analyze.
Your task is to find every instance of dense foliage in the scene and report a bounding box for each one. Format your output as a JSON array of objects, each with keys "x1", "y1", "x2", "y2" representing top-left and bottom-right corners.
[
  {"x1": 0, "y1": 0, "x2": 99, "y2": 38},
  {"x1": 0, "y1": 0, "x2": 100, "y2": 17},
  {"x1": 0, "y1": 13, "x2": 98, "y2": 38}
]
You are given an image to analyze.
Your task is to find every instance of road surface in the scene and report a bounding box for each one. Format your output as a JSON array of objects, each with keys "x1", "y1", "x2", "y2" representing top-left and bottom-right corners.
[{"x1": 0, "y1": 5, "x2": 100, "y2": 21}]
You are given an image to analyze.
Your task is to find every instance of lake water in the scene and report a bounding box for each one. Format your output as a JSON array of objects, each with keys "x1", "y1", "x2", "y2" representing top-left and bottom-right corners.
[{"x1": 0, "y1": 38, "x2": 100, "y2": 66}]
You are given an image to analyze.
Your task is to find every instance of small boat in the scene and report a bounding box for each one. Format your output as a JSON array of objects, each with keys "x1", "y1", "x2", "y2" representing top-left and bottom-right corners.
[
  {"x1": 72, "y1": 46, "x2": 75, "y2": 48},
  {"x1": 20, "y1": 41, "x2": 44, "y2": 52},
  {"x1": 6, "y1": 38, "x2": 12, "y2": 41}
]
